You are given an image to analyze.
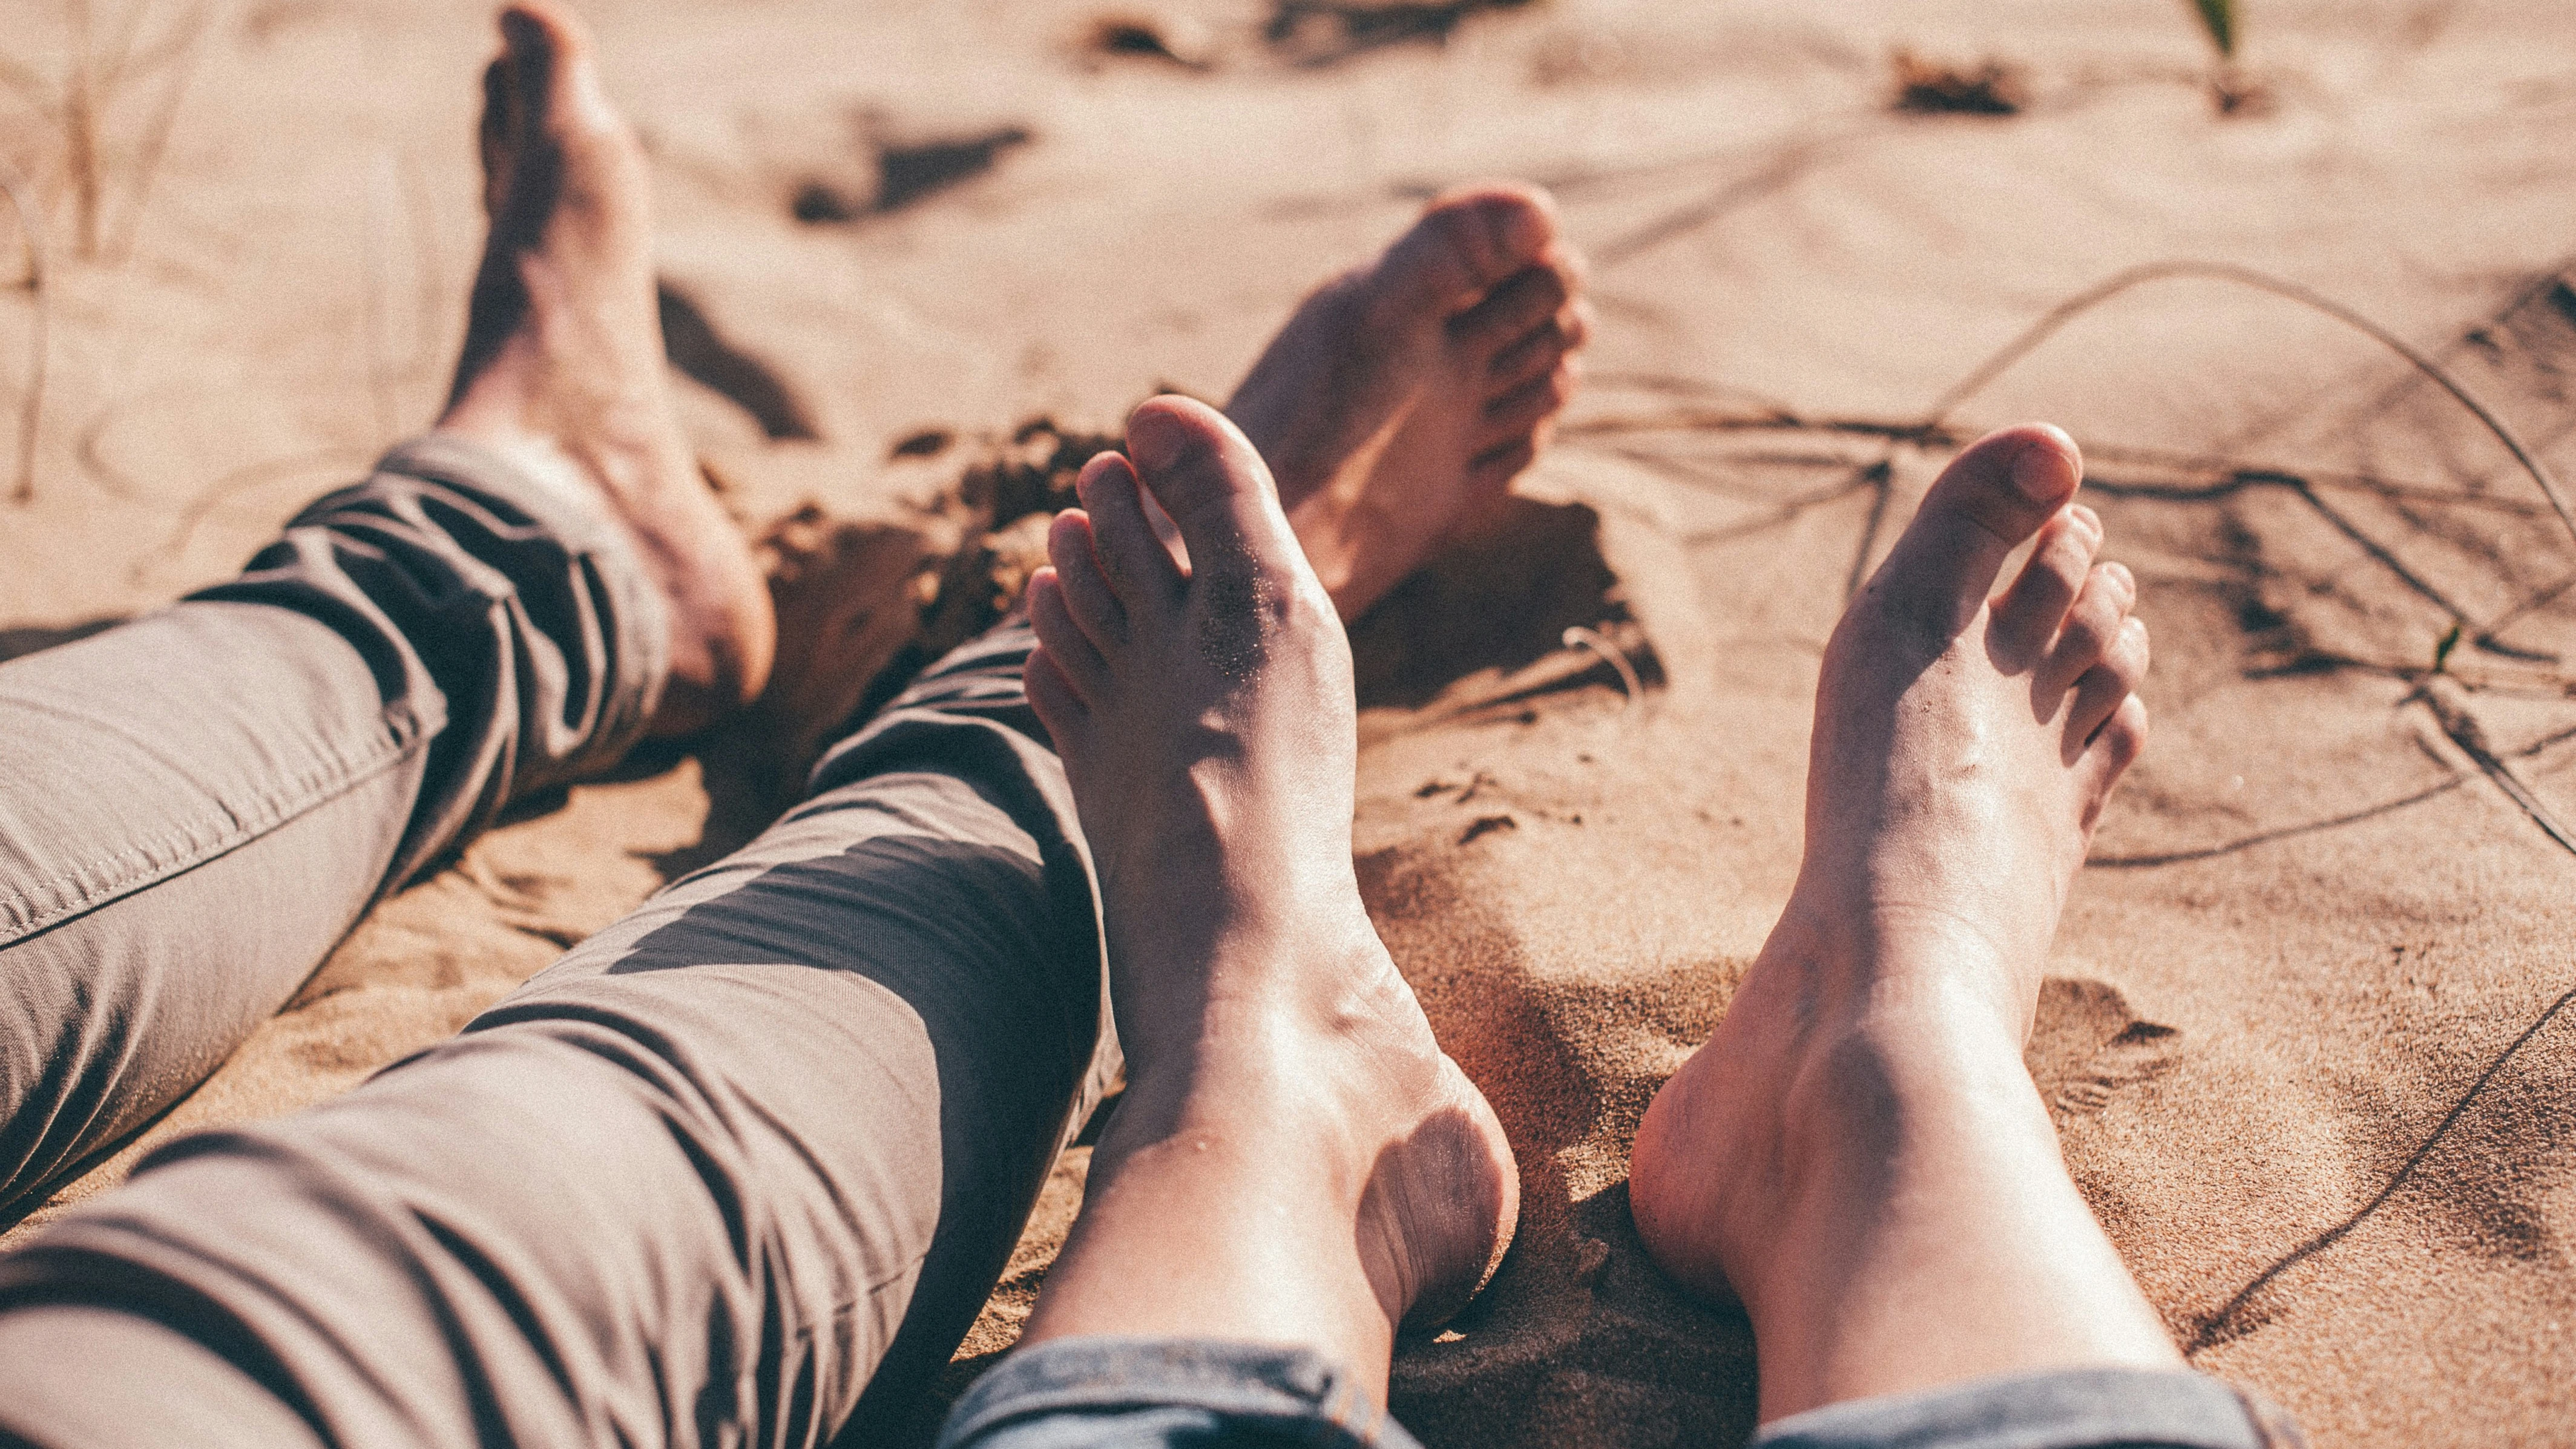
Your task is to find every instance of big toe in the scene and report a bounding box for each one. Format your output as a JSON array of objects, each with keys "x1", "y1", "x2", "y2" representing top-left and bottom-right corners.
[
  {"x1": 1126, "y1": 398, "x2": 1308, "y2": 576},
  {"x1": 1869, "y1": 425, "x2": 2083, "y2": 636},
  {"x1": 1375, "y1": 183, "x2": 1563, "y2": 327},
  {"x1": 500, "y1": 2, "x2": 632, "y2": 162}
]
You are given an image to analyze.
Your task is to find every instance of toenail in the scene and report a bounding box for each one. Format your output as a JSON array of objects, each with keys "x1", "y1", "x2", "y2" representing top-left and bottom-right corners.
[
  {"x1": 1127, "y1": 405, "x2": 1191, "y2": 474},
  {"x1": 2011, "y1": 435, "x2": 2075, "y2": 502}
]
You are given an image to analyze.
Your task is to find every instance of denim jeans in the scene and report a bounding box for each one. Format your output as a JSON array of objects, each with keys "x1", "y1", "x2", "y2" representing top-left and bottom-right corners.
[{"x1": 936, "y1": 1341, "x2": 2305, "y2": 1449}]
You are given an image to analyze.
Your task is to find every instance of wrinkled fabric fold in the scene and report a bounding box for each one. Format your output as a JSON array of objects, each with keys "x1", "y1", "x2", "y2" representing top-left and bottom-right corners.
[
  {"x1": 0, "y1": 434, "x2": 665, "y2": 1222},
  {"x1": 0, "y1": 619, "x2": 1119, "y2": 1448}
]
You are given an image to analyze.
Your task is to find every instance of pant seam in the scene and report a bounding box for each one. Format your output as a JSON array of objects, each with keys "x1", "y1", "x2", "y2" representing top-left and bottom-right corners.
[{"x1": 0, "y1": 702, "x2": 427, "y2": 944}]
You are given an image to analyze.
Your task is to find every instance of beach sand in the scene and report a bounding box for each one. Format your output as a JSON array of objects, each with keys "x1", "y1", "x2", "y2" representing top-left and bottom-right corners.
[{"x1": 5, "y1": 1, "x2": 2575, "y2": 1442}]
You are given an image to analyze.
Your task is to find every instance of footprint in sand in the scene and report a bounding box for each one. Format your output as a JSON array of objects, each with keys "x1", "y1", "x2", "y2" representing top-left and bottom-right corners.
[{"x1": 2025, "y1": 976, "x2": 2183, "y2": 1119}]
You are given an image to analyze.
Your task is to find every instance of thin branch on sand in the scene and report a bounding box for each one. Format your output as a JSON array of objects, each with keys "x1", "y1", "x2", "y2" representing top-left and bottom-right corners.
[
  {"x1": 1560, "y1": 626, "x2": 1643, "y2": 711},
  {"x1": 2411, "y1": 678, "x2": 2576, "y2": 858},
  {"x1": 0, "y1": 159, "x2": 49, "y2": 505},
  {"x1": 2088, "y1": 775, "x2": 2469, "y2": 869},
  {"x1": 1591, "y1": 122, "x2": 1880, "y2": 271},
  {"x1": 2188, "y1": 977, "x2": 2576, "y2": 1354},
  {"x1": 1918, "y1": 260, "x2": 2576, "y2": 557}
]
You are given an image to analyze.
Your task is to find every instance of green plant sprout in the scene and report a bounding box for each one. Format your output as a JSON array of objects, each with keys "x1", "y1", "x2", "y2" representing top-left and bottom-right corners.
[
  {"x1": 2186, "y1": 0, "x2": 2236, "y2": 59},
  {"x1": 2180, "y1": 0, "x2": 2266, "y2": 113}
]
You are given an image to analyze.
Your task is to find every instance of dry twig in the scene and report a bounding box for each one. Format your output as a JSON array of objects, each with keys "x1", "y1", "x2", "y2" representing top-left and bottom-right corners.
[{"x1": 0, "y1": 160, "x2": 48, "y2": 505}]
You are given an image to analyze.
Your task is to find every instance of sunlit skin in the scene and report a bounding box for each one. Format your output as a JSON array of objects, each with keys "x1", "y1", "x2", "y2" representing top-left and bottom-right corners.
[
  {"x1": 438, "y1": 1, "x2": 774, "y2": 737},
  {"x1": 1628, "y1": 426, "x2": 2175, "y2": 1423},
  {"x1": 1005, "y1": 415, "x2": 2172, "y2": 1426},
  {"x1": 436, "y1": 11, "x2": 2169, "y2": 1427},
  {"x1": 1230, "y1": 186, "x2": 1589, "y2": 622},
  {"x1": 1016, "y1": 398, "x2": 1519, "y2": 1398}
]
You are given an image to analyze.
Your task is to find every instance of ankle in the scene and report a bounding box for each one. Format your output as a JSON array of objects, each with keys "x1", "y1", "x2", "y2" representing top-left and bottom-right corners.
[
  {"x1": 1755, "y1": 891, "x2": 2042, "y2": 1047},
  {"x1": 1631, "y1": 948, "x2": 2044, "y2": 1299},
  {"x1": 1109, "y1": 879, "x2": 1385, "y2": 1036}
]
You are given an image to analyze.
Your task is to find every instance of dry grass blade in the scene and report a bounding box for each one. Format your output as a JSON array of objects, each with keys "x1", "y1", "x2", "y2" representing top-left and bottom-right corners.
[
  {"x1": 104, "y1": 2, "x2": 209, "y2": 264},
  {"x1": 67, "y1": 0, "x2": 102, "y2": 258},
  {"x1": 92, "y1": 0, "x2": 190, "y2": 94},
  {"x1": 0, "y1": 159, "x2": 48, "y2": 505},
  {"x1": 15, "y1": 0, "x2": 215, "y2": 261},
  {"x1": 2414, "y1": 678, "x2": 2576, "y2": 856},
  {"x1": 1917, "y1": 260, "x2": 2576, "y2": 559}
]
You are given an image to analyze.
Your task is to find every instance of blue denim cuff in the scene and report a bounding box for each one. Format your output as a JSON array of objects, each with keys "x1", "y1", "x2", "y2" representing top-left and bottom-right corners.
[
  {"x1": 937, "y1": 1336, "x2": 1422, "y2": 1449},
  {"x1": 1751, "y1": 1367, "x2": 2305, "y2": 1449}
]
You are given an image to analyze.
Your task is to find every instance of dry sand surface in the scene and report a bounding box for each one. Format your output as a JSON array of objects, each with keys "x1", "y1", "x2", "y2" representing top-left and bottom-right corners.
[{"x1": 6, "y1": 0, "x2": 2576, "y2": 1443}]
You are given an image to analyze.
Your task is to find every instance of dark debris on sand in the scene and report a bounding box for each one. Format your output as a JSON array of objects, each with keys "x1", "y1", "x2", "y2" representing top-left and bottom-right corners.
[
  {"x1": 1082, "y1": 13, "x2": 1218, "y2": 70},
  {"x1": 846, "y1": 418, "x2": 1123, "y2": 726},
  {"x1": 1890, "y1": 48, "x2": 2029, "y2": 116},
  {"x1": 790, "y1": 124, "x2": 1037, "y2": 225},
  {"x1": 721, "y1": 418, "x2": 1121, "y2": 821},
  {"x1": 1266, "y1": 0, "x2": 1543, "y2": 67}
]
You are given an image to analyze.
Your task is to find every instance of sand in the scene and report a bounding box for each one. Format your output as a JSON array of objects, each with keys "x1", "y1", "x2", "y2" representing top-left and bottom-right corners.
[{"x1": 5, "y1": 1, "x2": 2576, "y2": 1444}]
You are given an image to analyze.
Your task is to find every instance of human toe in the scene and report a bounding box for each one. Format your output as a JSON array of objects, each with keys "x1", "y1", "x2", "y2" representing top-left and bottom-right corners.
[
  {"x1": 1125, "y1": 398, "x2": 1304, "y2": 572},
  {"x1": 1025, "y1": 646, "x2": 1089, "y2": 751},
  {"x1": 2080, "y1": 693, "x2": 2150, "y2": 818},
  {"x1": 1991, "y1": 506, "x2": 2101, "y2": 666},
  {"x1": 1870, "y1": 426, "x2": 2083, "y2": 639},
  {"x1": 1028, "y1": 568, "x2": 1111, "y2": 705},
  {"x1": 1467, "y1": 436, "x2": 1538, "y2": 491},
  {"x1": 2066, "y1": 614, "x2": 2149, "y2": 752},
  {"x1": 1381, "y1": 184, "x2": 1562, "y2": 318},
  {"x1": 1459, "y1": 182, "x2": 1560, "y2": 265},
  {"x1": 1477, "y1": 357, "x2": 1579, "y2": 449},
  {"x1": 1451, "y1": 262, "x2": 1575, "y2": 363},
  {"x1": 1074, "y1": 451, "x2": 1185, "y2": 616},
  {"x1": 504, "y1": 4, "x2": 608, "y2": 129},
  {"x1": 1485, "y1": 297, "x2": 1588, "y2": 396},
  {"x1": 2040, "y1": 560, "x2": 2135, "y2": 698},
  {"x1": 1046, "y1": 510, "x2": 1129, "y2": 652}
]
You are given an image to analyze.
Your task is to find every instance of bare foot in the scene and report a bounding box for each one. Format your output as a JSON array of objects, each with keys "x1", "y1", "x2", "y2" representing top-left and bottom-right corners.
[
  {"x1": 438, "y1": 2, "x2": 773, "y2": 736},
  {"x1": 1016, "y1": 398, "x2": 1517, "y2": 1384},
  {"x1": 1228, "y1": 185, "x2": 1589, "y2": 621},
  {"x1": 1629, "y1": 427, "x2": 2174, "y2": 1419}
]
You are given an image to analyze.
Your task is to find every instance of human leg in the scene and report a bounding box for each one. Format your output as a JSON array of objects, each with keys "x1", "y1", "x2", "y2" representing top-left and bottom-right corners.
[
  {"x1": 0, "y1": 1, "x2": 767, "y2": 1226},
  {"x1": 0, "y1": 34, "x2": 1085, "y2": 1397},
  {"x1": 1626, "y1": 429, "x2": 2298, "y2": 1446},
  {"x1": 930, "y1": 399, "x2": 1514, "y2": 1449},
  {"x1": 0, "y1": 387, "x2": 1534, "y2": 1447},
  {"x1": 0, "y1": 611, "x2": 1114, "y2": 1447}
]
